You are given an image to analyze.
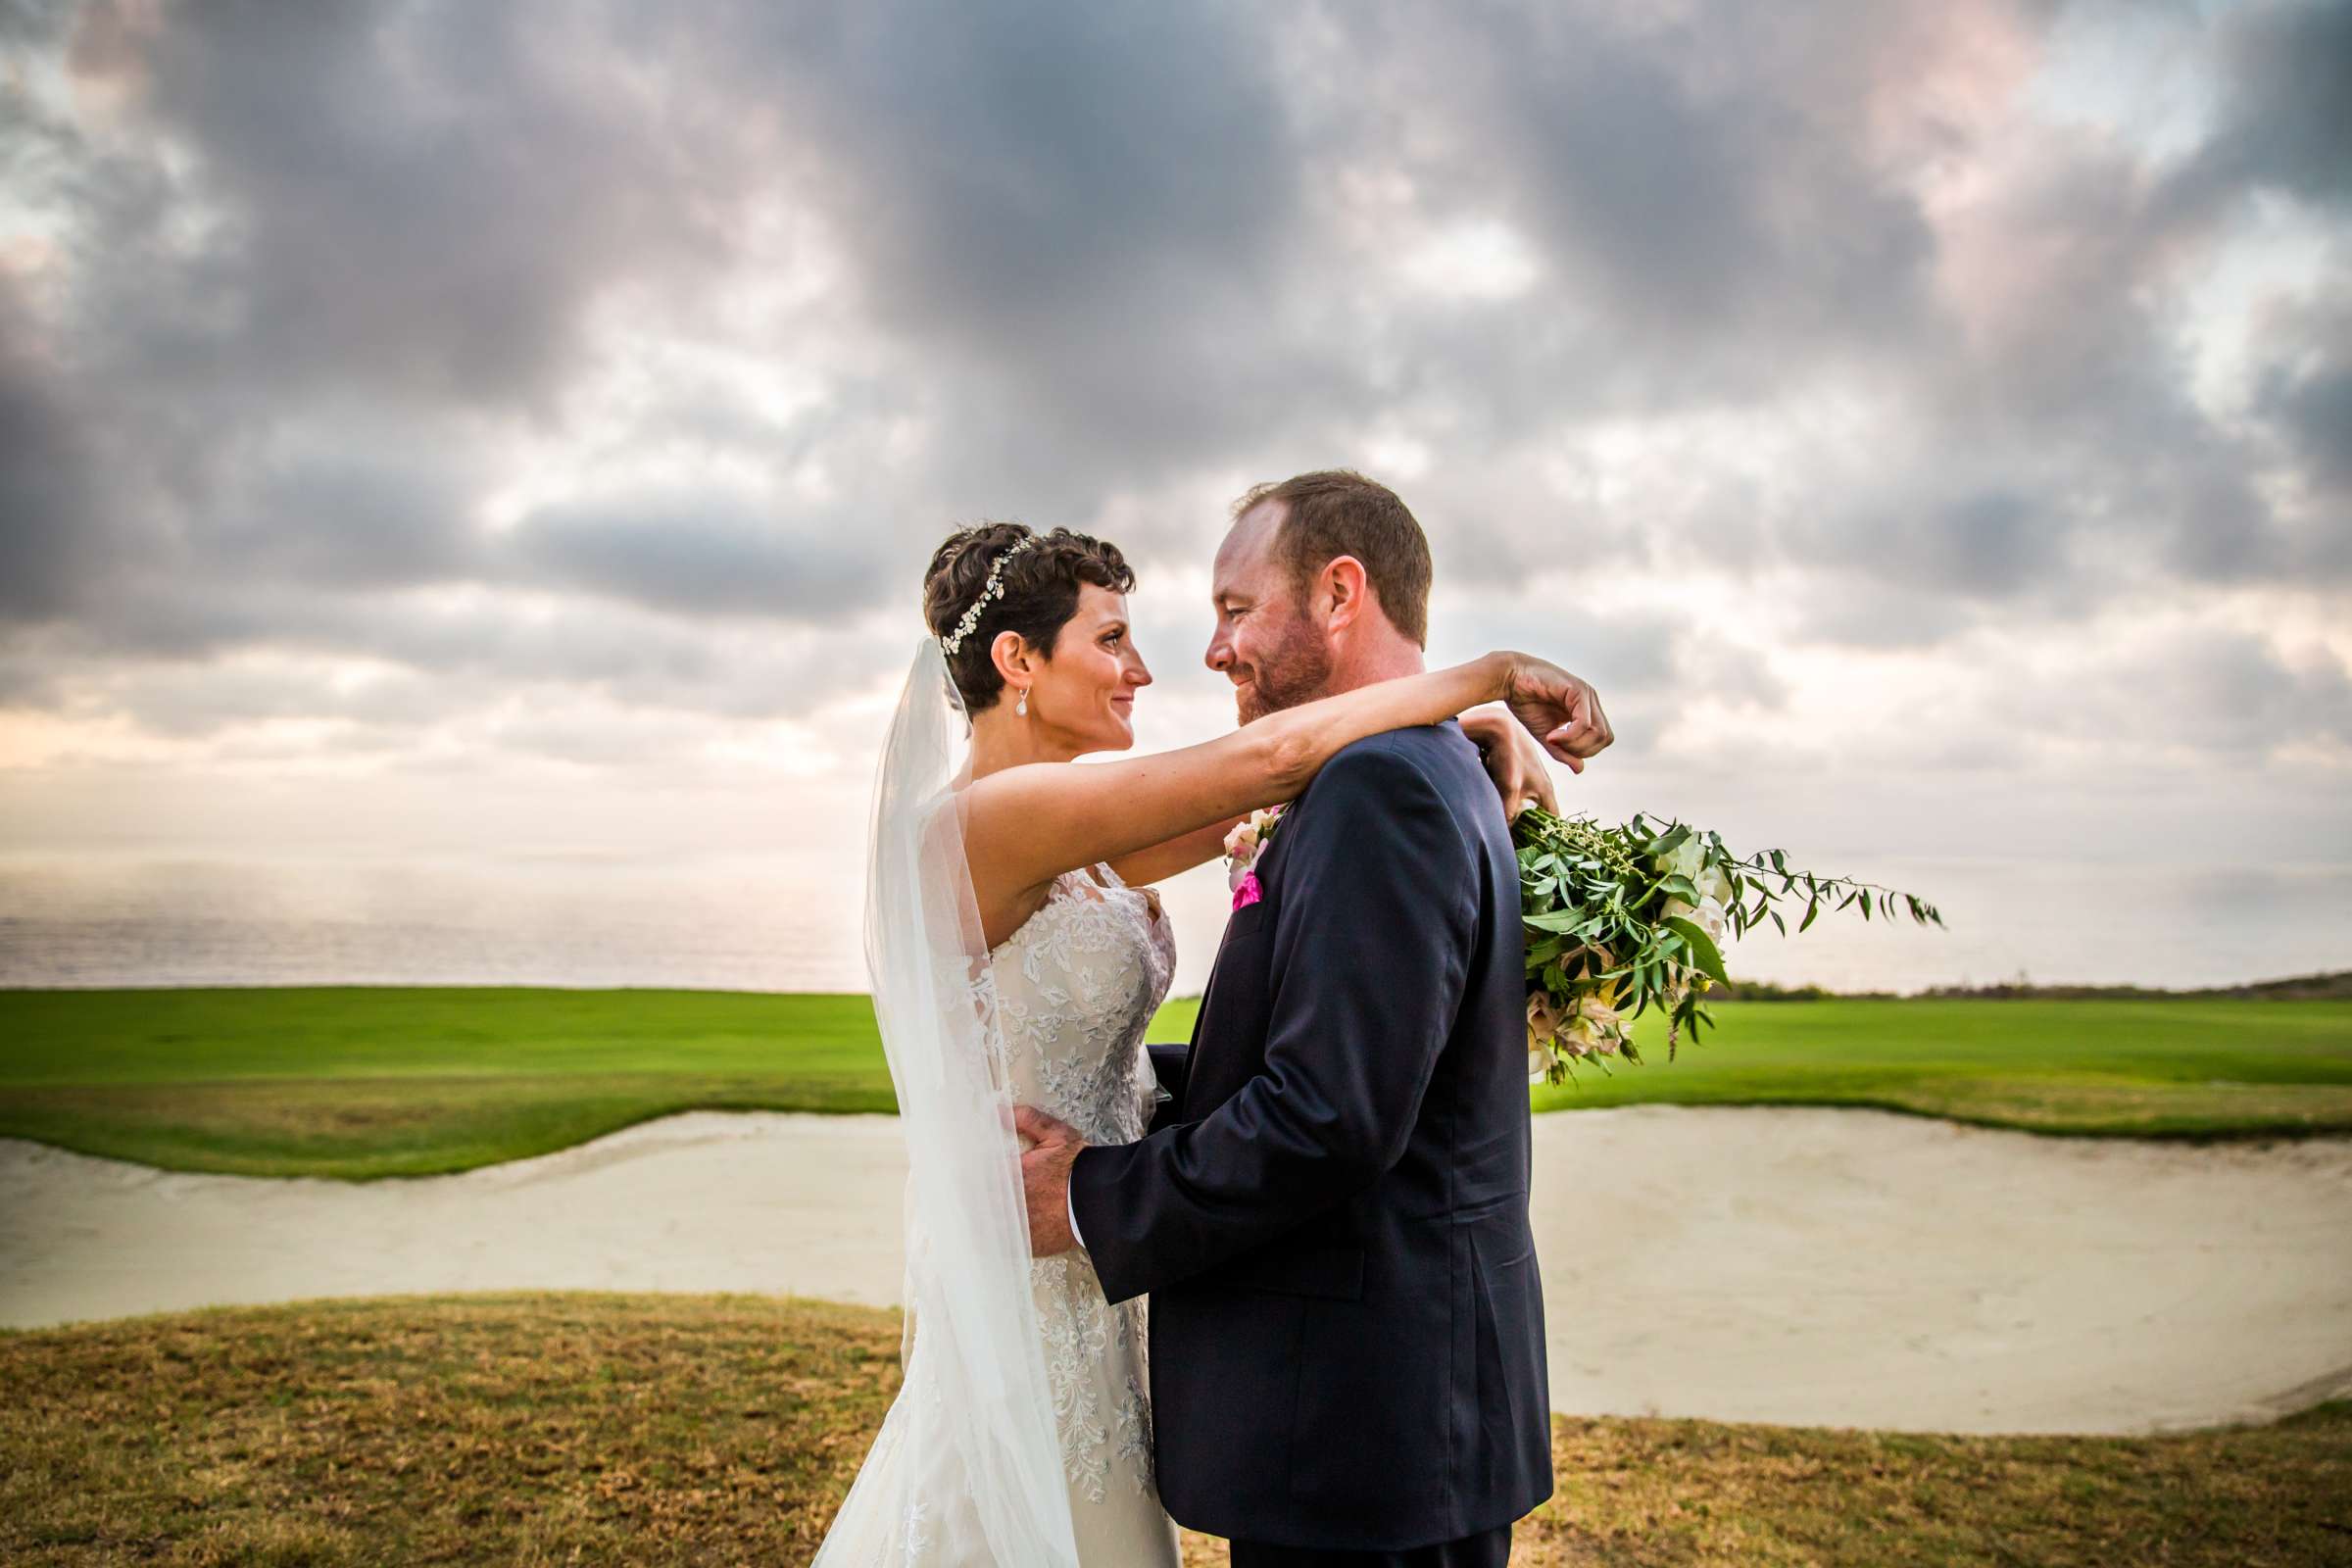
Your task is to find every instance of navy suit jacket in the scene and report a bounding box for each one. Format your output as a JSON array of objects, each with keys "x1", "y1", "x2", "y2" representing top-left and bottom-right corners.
[{"x1": 1069, "y1": 721, "x2": 1553, "y2": 1551}]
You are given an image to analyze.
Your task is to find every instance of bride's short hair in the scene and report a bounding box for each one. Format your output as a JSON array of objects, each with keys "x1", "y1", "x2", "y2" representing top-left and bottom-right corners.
[{"x1": 924, "y1": 522, "x2": 1136, "y2": 711}]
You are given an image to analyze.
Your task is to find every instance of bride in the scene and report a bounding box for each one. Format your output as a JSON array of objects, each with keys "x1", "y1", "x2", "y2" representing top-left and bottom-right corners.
[{"x1": 814, "y1": 521, "x2": 1604, "y2": 1565}]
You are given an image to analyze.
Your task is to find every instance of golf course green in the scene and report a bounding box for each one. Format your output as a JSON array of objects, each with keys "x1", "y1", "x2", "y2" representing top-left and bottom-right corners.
[{"x1": 1, "y1": 986, "x2": 2347, "y2": 1177}]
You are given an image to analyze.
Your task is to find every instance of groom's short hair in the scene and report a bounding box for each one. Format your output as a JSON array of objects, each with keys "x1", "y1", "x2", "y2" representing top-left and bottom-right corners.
[{"x1": 1236, "y1": 469, "x2": 1433, "y2": 647}]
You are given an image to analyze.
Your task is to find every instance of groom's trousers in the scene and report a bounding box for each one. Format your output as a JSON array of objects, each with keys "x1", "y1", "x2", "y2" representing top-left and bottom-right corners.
[{"x1": 1226, "y1": 1524, "x2": 1510, "y2": 1568}]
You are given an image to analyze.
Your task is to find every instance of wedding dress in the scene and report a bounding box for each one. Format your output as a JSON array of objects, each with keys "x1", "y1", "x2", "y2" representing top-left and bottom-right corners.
[
  {"x1": 981, "y1": 860, "x2": 1181, "y2": 1561},
  {"x1": 812, "y1": 640, "x2": 1181, "y2": 1567}
]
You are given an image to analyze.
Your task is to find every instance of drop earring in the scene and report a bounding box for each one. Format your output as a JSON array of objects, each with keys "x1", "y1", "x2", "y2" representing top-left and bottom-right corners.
[{"x1": 1015, "y1": 687, "x2": 1029, "y2": 717}]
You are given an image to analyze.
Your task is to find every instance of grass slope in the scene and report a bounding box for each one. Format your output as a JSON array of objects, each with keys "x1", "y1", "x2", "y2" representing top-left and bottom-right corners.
[
  {"x1": 1160, "y1": 995, "x2": 2352, "y2": 1139},
  {"x1": 3, "y1": 1296, "x2": 2346, "y2": 1567},
  {"x1": 3, "y1": 988, "x2": 2349, "y2": 1177},
  {"x1": 0, "y1": 988, "x2": 893, "y2": 1178}
]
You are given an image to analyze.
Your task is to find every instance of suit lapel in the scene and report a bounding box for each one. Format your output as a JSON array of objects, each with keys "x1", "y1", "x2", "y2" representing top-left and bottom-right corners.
[{"x1": 1181, "y1": 798, "x2": 1308, "y2": 1117}]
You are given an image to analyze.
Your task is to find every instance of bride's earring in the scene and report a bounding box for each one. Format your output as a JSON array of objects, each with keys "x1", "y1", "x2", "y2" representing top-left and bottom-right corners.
[{"x1": 1015, "y1": 686, "x2": 1030, "y2": 717}]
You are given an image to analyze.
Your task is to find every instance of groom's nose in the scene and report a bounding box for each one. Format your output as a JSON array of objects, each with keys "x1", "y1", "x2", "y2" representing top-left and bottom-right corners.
[{"x1": 1204, "y1": 625, "x2": 1233, "y2": 674}]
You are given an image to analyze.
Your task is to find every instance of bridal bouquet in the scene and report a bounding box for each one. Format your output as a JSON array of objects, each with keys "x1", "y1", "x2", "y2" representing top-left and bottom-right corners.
[{"x1": 1514, "y1": 808, "x2": 1942, "y2": 1085}]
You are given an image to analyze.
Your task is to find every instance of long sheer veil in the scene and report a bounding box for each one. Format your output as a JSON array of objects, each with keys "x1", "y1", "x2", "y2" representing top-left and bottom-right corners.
[{"x1": 810, "y1": 637, "x2": 1080, "y2": 1566}]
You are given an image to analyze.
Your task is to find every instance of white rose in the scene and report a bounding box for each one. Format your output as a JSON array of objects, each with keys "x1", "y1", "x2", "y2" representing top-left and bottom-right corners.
[
  {"x1": 1663, "y1": 894, "x2": 1730, "y2": 947},
  {"x1": 1655, "y1": 837, "x2": 1706, "y2": 883},
  {"x1": 1693, "y1": 896, "x2": 1730, "y2": 945}
]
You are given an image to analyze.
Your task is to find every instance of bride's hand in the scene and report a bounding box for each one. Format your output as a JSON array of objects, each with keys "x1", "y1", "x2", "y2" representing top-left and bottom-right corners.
[
  {"x1": 1497, "y1": 653, "x2": 1613, "y2": 773},
  {"x1": 1461, "y1": 708, "x2": 1558, "y2": 820}
]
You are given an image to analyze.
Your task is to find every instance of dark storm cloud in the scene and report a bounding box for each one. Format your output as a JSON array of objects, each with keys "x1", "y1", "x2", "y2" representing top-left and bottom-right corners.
[
  {"x1": 1340, "y1": 1, "x2": 1936, "y2": 362},
  {"x1": 0, "y1": 277, "x2": 108, "y2": 622},
  {"x1": 508, "y1": 493, "x2": 888, "y2": 622},
  {"x1": 0, "y1": 0, "x2": 70, "y2": 46},
  {"x1": 2256, "y1": 289, "x2": 2352, "y2": 523},
  {"x1": 61, "y1": 0, "x2": 750, "y2": 412},
  {"x1": 207, "y1": 451, "x2": 486, "y2": 591},
  {"x1": 1747, "y1": 1, "x2": 2348, "y2": 638},
  {"x1": 0, "y1": 0, "x2": 2345, "y2": 760},
  {"x1": 2168, "y1": 0, "x2": 2352, "y2": 214},
  {"x1": 1816, "y1": 488, "x2": 2064, "y2": 606},
  {"x1": 0, "y1": 0, "x2": 818, "y2": 697},
  {"x1": 677, "y1": 0, "x2": 1388, "y2": 515},
  {"x1": 2269, "y1": 363, "x2": 2352, "y2": 495},
  {"x1": 756, "y1": 2, "x2": 1294, "y2": 344}
]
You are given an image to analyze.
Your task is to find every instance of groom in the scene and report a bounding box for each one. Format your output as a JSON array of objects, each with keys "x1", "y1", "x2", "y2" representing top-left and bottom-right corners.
[{"x1": 1019, "y1": 470, "x2": 1601, "y2": 1566}]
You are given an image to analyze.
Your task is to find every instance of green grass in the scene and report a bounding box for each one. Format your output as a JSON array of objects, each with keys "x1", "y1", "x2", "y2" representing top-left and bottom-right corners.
[
  {"x1": 0, "y1": 988, "x2": 897, "y2": 1178},
  {"x1": 3, "y1": 988, "x2": 2349, "y2": 1178},
  {"x1": 3, "y1": 1296, "x2": 2347, "y2": 1566},
  {"x1": 1167, "y1": 994, "x2": 2352, "y2": 1138}
]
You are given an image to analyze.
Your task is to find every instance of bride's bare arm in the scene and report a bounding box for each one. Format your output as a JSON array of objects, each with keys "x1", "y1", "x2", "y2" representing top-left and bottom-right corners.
[
  {"x1": 964, "y1": 652, "x2": 1606, "y2": 927},
  {"x1": 1102, "y1": 816, "x2": 1245, "y2": 891},
  {"x1": 1102, "y1": 709, "x2": 1559, "y2": 889}
]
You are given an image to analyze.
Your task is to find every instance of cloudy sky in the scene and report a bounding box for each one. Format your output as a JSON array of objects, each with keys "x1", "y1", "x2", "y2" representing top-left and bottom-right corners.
[{"x1": 2, "y1": 0, "x2": 2347, "y2": 994}]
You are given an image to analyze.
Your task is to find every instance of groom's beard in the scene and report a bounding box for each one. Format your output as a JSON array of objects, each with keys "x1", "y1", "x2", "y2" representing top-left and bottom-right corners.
[{"x1": 1235, "y1": 611, "x2": 1335, "y2": 724}]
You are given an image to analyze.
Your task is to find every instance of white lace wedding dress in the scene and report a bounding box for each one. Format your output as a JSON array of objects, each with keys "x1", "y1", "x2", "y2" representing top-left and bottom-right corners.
[{"x1": 818, "y1": 859, "x2": 1183, "y2": 1565}]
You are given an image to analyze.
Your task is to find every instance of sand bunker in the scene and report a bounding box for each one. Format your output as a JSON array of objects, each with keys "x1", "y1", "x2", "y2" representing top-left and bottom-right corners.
[{"x1": 4, "y1": 1106, "x2": 2348, "y2": 1435}]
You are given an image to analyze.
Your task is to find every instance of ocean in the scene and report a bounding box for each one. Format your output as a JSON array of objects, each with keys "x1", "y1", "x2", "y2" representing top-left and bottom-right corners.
[{"x1": 2, "y1": 849, "x2": 2345, "y2": 997}]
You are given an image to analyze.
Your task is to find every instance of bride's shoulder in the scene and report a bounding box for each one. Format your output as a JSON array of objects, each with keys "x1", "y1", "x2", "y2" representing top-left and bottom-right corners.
[{"x1": 958, "y1": 760, "x2": 1077, "y2": 854}]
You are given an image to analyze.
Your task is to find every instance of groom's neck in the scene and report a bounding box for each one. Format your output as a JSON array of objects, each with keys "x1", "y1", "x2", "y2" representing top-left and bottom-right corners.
[{"x1": 1321, "y1": 627, "x2": 1426, "y2": 699}]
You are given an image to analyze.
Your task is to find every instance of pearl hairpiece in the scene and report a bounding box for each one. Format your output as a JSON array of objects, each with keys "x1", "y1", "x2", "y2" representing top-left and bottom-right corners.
[{"x1": 940, "y1": 534, "x2": 1041, "y2": 658}]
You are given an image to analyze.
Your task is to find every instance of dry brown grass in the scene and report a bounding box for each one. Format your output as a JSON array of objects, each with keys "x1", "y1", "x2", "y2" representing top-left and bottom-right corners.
[{"x1": 3, "y1": 1296, "x2": 2345, "y2": 1566}]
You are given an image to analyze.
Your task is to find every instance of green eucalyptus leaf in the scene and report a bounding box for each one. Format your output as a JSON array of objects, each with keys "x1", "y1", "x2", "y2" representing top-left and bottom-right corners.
[{"x1": 1662, "y1": 917, "x2": 1731, "y2": 984}]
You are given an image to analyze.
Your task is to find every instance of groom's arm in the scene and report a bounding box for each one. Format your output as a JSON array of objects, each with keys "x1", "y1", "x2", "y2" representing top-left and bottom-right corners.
[{"x1": 1068, "y1": 742, "x2": 1477, "y2": 1306}]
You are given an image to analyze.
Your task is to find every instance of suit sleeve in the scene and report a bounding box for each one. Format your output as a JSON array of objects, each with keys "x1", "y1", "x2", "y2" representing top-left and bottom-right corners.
[{"x1": 1069, "y1": 743, "x2": 1477, "y2": 1305}]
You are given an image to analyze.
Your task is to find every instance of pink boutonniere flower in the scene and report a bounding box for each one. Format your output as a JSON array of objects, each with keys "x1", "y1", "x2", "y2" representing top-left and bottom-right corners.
[{"x1": 1223, "y1": 806, "x2": 1286, "y2": 911}]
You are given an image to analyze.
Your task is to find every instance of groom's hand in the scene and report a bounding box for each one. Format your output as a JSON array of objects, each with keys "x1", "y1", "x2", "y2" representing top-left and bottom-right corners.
[
  {"x1": 1500, "y1": 655, "x2": 1614, "y2": 773},
  {"x1": 1015, "y1": 1105, "x2": 1086, "y2": 1257}
]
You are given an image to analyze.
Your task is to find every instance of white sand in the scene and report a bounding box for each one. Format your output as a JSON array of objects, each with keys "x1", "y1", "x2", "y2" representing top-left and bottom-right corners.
[{"x1": 4, "y1": 1106, "x2": 2349, "y2": 1435}]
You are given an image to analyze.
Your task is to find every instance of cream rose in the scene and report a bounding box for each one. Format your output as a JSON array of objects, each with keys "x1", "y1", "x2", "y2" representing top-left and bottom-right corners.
[
  {"x1": 1526, "y1": 990, "x2": 1563, "y2": 1044},
  {"x1": 1562, "y1": 992, "x2": 1626, "y2": 1057}
]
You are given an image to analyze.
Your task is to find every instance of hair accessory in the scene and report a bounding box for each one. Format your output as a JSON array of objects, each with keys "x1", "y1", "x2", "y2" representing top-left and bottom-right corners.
[{"x1": 941, "y1": 534, "x2": 1042, "y2": 658}]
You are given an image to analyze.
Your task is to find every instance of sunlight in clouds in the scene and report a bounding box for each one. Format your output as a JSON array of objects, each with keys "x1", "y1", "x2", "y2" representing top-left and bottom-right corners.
[{"x1": 0, "y1": 0, "x2": 2343, "y2": 991}]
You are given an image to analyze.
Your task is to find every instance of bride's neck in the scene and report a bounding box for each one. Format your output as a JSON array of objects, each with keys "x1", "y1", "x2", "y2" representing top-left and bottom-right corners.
[{"x1": 967, "y1": 708, "x2": 1078, "y2": 779}]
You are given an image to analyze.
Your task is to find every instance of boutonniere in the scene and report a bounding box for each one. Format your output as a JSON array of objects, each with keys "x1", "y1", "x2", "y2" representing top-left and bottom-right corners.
[{"x1": 1221, "y1": 806, "x2": 1287, "y2": 911}]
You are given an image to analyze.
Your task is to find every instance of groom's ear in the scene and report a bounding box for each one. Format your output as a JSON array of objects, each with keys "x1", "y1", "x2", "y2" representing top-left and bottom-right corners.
[{"x1": 1318, "y1": 555, "x2": 1372, "y2": 632}]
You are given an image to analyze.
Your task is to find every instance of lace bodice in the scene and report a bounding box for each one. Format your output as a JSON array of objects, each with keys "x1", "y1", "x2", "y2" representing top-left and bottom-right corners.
[
  {"x1": 979, "y1": 862, "x2": 1176, "y2": 1147},
  {"x1": 971, "y1": 863, "x2": 1178, "y2": 1539}
]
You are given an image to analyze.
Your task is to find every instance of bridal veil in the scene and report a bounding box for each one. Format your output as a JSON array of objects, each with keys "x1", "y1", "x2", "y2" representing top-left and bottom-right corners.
[{"x1": 810, "y1": 637, "x2": 1081, "y2": 1566}]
